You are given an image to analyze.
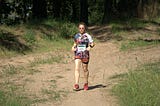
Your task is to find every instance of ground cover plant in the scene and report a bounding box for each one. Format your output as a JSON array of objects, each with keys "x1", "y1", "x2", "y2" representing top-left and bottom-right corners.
[{"x1": 112, "y1": 61, "x2": 160, "y2": 106}]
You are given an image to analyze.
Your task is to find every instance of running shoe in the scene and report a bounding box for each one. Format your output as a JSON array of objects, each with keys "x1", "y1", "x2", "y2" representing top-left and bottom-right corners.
[
  {"x1": 84, "y1": 83, "x2": 89, "y2": 91},
  {"x1": 73, "y1": 84, "x2": 79, "y2": 91}
]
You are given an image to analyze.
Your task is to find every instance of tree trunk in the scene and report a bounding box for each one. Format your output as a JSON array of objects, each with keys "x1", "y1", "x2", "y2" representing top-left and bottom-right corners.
[
  {"x1": 32, "y1": 0, "x2": 47, "y2": 19},
  {"x1": 102, "y1": 0, "x2": 112, "y2": 24},
  {"x1": 53, "y1": 0, "x2": 61, "y2": 18},
  {"x1": 71, "y1": 0, "x2": 79, "y2": 22},
  {"x1": 137, "y1": 0, "x2": 160, "y2": 20},
  {"x1": 80, "y1": 0, "x2": 88, "y2": 25},
  {"x1": 137, "y1": 0, "x2": 146, "y2": 18}
]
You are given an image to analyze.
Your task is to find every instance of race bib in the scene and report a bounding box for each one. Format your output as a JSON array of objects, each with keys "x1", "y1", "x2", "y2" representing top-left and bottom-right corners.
[{"x1": 77, "y1": 44, "x2": 86, "y2": 52}]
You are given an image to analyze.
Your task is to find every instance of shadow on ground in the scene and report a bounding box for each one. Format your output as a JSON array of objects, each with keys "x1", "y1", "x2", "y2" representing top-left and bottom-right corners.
[
  {"x1": 89, "y1": 84, "x2": 107, "y2": 90},
  {"x1": 88, "y1": 20, "x2": 160, "y2": 42},
  {"x1": 0, "y1": 30, "x2": 31, "y2": 54}
]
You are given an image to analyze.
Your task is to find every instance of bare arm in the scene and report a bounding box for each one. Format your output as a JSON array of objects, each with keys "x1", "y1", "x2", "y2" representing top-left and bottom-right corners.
[{"x1": 86, "y1": 42, "x2": 95, "y2": 51}]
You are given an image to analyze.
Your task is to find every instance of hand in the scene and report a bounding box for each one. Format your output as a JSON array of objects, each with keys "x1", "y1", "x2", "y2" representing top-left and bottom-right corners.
[
  {"x1": 72, "y1": 43, "x2": 77, "y2": 52},
  {"x1": 72, "y1": 47, "x2": 77, "y2": 51},
  {"x1": 90, "y1": 42, "x2": 95, "y2": 48}
]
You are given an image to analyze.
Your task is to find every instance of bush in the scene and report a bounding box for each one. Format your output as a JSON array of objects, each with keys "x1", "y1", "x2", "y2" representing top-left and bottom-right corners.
[{"x1": 59, "y1": 22, "x2": 77, "y2": 38}]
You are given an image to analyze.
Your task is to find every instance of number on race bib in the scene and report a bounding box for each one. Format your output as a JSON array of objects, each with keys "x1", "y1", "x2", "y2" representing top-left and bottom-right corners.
[{"x1": 77, "y1": 44, "x2": 86, "y2": 52}]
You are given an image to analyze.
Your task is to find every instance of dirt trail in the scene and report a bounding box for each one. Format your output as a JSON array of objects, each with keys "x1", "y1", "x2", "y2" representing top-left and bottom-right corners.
[{"x1": 0, "y1": 41, "x2": 160, "y2": 106}]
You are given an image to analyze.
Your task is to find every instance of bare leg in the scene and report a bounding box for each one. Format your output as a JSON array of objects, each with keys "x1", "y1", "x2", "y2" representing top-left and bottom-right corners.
[
  {"x1": 74, "y1": 59, "x2": 81, "y2": 84},
  {"x1": 82, "y1": 63, "x2": 89, "y2": 84}
]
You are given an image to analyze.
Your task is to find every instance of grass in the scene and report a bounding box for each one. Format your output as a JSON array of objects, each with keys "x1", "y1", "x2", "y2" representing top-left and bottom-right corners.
[
  {"x1": 110, "y1": 18, "x2": 148, "y2": 33},
  {"x1": 0, "y1": 47, "x2": 18, "y2": 58},
  {"x1": 0, "y1": 64, "x2": 33, "y2": 105},
  {"x1": 41, "y1": 79, "x2": 68, "y2": 102},
  {"x1": 0, "y1": 90, "x2": 31, "y2": 106},
  {"x1": 0, "y1": 64, "x2": 21, "y2": 77},
  {"x1": 25, "y1": 68, "x2": 41, "y2": 75},
  {"x1": 0, "y1": 64, "x2": 41, "y2": 76},
  {"x1": 108, "y1": 18, "x2": 151, "y2": 41},
  {"x1": 1, "y1": 18, "x2": 160, "y2": 106},
  {"x1": 1, "y1": 18, "x2": 160, "y2": 56},
  {"x1": 120, "y1": 40, "x2": 160, "y2": 51},
  {"x1": 23, "y1": 29, "x2": 36, "y2": 45},
  {"x1": 112, "y1": 61, "x2": 160, "y2": 106},
  {"x1": 31, "y1": 38, "x2": 73, "y2": 54},
  {"x1": 0, "y1": 79, "x2": 31, "y2": 106},
  {"x1": 29, "y1": 54, "x2": 63, "y2": 67},
  {"x1": 0, "y1": 19, "x2": 77, "y2": 57}
]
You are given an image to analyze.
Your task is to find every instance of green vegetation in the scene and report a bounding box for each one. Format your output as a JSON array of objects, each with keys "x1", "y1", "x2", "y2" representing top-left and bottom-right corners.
[
  {"x1": 120, "y1": 40, "x2": 160, "y2": 51},
  {"x1": 0, "y1": 90, "x2": 31, "y2": 106},
  {"x1": 23, "y1": 29, "x2": 36, "y2": 45},
  {"x1": 30, "y1": 55, "x2": 63, "y2": 67},
  {"x1": 0, "y1": 64, "x2": 22, "y2": 77},
  {"x1": 0, "y1": 79, "x2": 31, "y2": 106},
  {"x1": 110, "y1": 19, "x2": 148, "y2": 33},
  {"x1": 109, "y1": 18, "x2": 160, "y2": 50},
  {"x1": 0, "y1": 17, "x2": 160, "y2": 106},
  {"x1": 0, "y1": 19, "x2": 76, "y2": 57},
  {"x1": 112, "y1": 61, "x2": 160, "y2": 106},
  {"x1": 0, "y1": 55, "x2": 67, "y2": 105},
  {"x1": 41, "y1": 79, "x2": 68, "y2": 102},
  {"x1": 0, "y1": 64, "x2": 33, "y2": 105},
  {"x1": 0, "y1": 53, "x2": 67, "y2": 105},
  {"x1": 1, "y1": 1, "x2": 159, "y2": 105}
]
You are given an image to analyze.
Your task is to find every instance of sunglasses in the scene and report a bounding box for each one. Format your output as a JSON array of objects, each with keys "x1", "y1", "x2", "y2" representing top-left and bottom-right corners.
[{"x1": 79, "y1": 27, "x2": 85, "y2": 29}]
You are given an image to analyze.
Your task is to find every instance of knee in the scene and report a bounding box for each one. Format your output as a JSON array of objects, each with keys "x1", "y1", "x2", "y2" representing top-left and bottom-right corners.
[{"x1": 75, "y1": 68, "x2": 80, "y2": 72}]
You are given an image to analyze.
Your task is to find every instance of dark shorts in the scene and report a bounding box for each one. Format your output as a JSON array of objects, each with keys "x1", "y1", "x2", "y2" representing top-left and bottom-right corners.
[{"x1": 75, "y1": 50, "x2": 89, "y2": 64}]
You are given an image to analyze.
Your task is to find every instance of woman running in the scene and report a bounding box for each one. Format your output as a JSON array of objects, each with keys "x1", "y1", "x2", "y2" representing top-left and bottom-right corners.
[{"x1": 72, "y1": 22, "x2": 95, "y2": 91}]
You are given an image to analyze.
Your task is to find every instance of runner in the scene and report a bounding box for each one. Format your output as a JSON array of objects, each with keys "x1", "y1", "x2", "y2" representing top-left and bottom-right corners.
[{"x1": 71, "y1": 22, "x2": 95, "y2": 91}]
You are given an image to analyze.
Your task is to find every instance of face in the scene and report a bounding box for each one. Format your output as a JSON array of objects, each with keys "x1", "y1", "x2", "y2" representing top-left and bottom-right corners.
[{"x1": 78, "y1": 24, "x2": 85, "y2": 34}]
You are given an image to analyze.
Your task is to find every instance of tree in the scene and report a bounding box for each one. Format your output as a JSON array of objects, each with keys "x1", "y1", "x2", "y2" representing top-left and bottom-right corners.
[
  {"x1": 0, "y1": 0, "x2": 5, "y2": 23},
  {"x1": 137, "y1": 0, "x2": 160, "y2": 20},
  {"x1": 88, "y1": 0, "x2": 104, "y2": 24},
  {"x1": 71, "y1": 0, "x2": 79, "y2": 21},
  {"x1": 32, "y1": 0, "x2": 47, "y2": 19},
  {"x1": 80, "y1": 0, "x2": 88, "y2": 25},
  {"x1": 52, "y1": 0, "x2": 61, "y2": 18},
  {"x1": 102, "y1": 0, "x2": 112, "y2": 24}
]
